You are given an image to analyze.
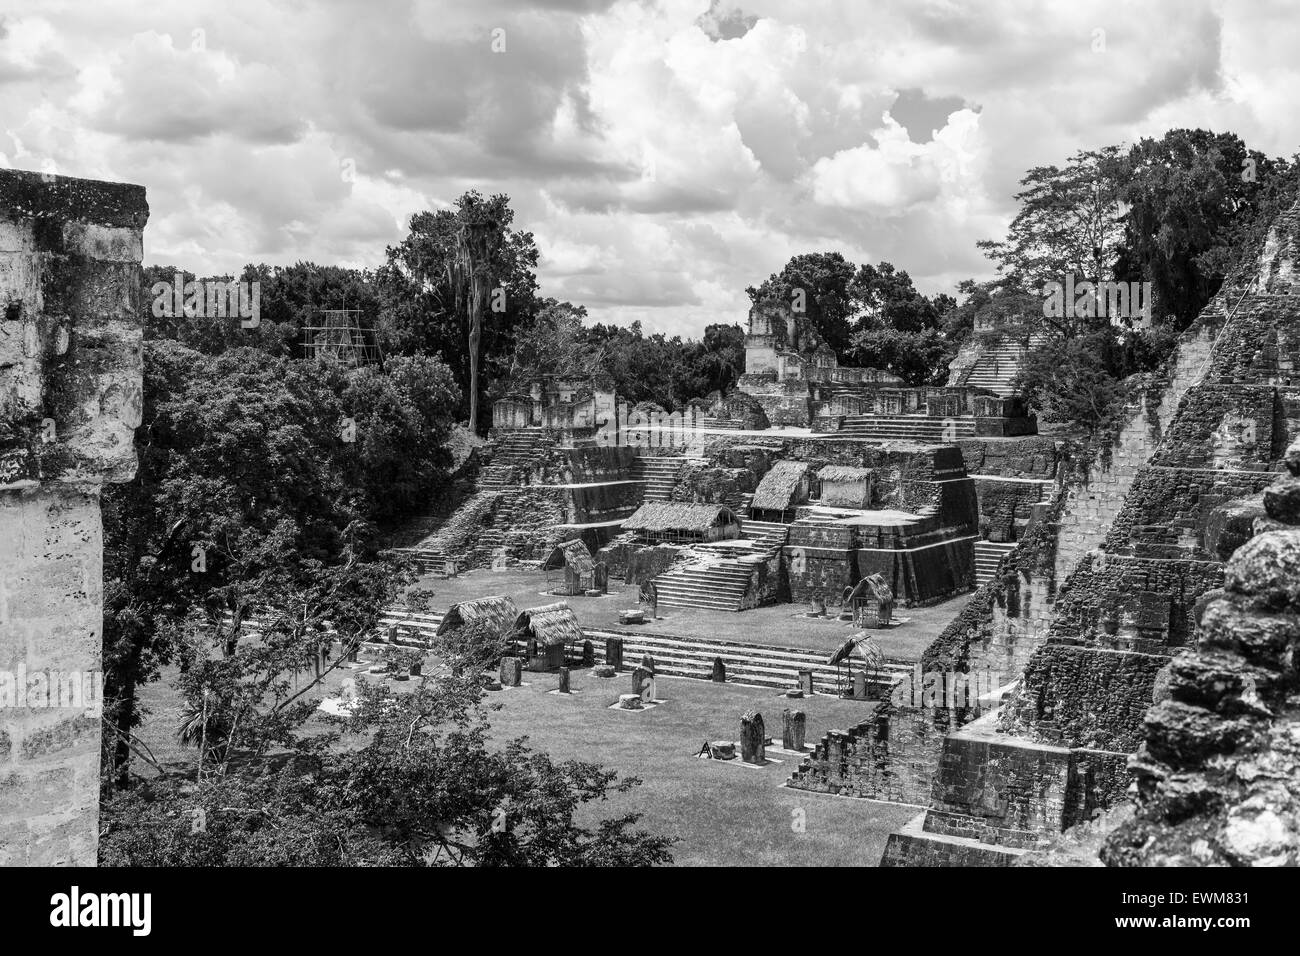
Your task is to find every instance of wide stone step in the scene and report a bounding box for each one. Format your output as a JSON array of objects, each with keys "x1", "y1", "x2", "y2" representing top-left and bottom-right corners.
[
  {"x1": 654, "y1": 579, "x2": 749, "y2": 593},
  {"x1": 655, "y1": 576, "x2": 751, "y2": 590},
  {"x1": 659, "y1": 566, "x2": 753, "y2": 580},
  {"x1": 611, "y1": 634, "x2": 913, "y2": 677},
  {"x1": 370, "y1": 612, "x2": 912, "y2": 693}
]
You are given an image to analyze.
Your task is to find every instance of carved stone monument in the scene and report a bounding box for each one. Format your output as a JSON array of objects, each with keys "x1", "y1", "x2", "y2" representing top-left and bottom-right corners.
[
  {"x1": 782, "y1": 709, "x2": 806, "y2": 751},
  {"x1": 740, "y1": 710, "x2": 766, "y2": 764}
]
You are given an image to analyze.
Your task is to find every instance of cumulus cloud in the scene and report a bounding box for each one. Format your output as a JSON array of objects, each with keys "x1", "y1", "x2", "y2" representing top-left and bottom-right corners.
[{"x1": 0, "y1": 0, "x2": 1293, "y2": 337}]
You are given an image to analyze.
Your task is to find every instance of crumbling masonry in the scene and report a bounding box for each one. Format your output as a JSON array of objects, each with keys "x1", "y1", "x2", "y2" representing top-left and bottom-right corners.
[
  {"x1": 0, "y1": 170, "x2": 147, "y2": 865},
  {"x1": 881, "y1": 194, "x2": 1300, "y2": 865}
]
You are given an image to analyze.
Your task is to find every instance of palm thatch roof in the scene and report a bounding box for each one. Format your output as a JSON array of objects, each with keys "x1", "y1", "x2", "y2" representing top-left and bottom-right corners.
[
  {"x1": 817, "y1": 464, "x2": 874, "y2": 483},
  {"x1": 828, "y1": 632, "x2": 886, "y2": 668},
  {"x1": 511, "y1": 601, "x2": 584, "y2": 648},
  {"x1": 543, "y1": 538, "x2": 595, "y2": 574},
  {"x1": 845, "y1": 573, "x2": 893, "y2": 604},
  {"x1": 622, "y1": 501, "x2": 737, "y2": 533},
  {"x1": 435, "y1": 595, "x2": 518, "y2": 637},
  {"x1": 751, "y1": 460, "x2": 813, "y2": 512}
]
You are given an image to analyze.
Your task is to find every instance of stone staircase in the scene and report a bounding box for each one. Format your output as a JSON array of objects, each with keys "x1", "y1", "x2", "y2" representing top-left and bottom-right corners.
[
  {"x1": 974, "y1": 540, "x2": 1017, "y2": 586},
  {"x1": 740, "y1": 518, "x2": 790, "y2": 551},
  {"x1": 958, "y1": 336, "x2": 1044, "y2": 397},
  {"x1": 649, "y1": 519, "x2": 790, "y2": 611},
  {"x1": 652, "y1": 560, "x2": 755, "y2": 611},
  {"x1": 835, "y1": 414, "x2": 977, "y2": 443},
  {"x1": 374, "y1": 608, "x2": 913, "y2": 695},
  {"x1": 393, "y1": 548, "x2": 451, "y2": 576},
  {"x1": 633, "y1": 456, "x2": 687, "y2": 502},
  {"x1": 479, "y1": 428, "x2": 546, "y2": 490},
  {"x1": 595, "y1": 630, "x2": 913, "y2": 695}
]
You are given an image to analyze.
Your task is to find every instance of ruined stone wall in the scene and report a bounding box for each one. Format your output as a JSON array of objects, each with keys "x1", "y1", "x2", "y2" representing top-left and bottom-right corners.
[
  {"x1": 1101, "y1": 456, "x2": 1300, "y2": 865},
  {"x1": 1007, "y1": 288, "x2": 1300, "y2": 752},
  {"x1": 0, "y1": 170, "x2": 147, "y2": 865},
  {"x1": 883, "y1": 195, "x2": 1300, "y2": 865},
  {"x1": 787, "y1": 702, "x2": 979, "y2": 806}
]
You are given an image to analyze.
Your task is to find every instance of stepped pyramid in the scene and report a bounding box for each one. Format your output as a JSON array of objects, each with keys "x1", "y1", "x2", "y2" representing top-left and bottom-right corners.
[{"x1": 882, "y1": 194, "x2": 1300, "y2": 865}]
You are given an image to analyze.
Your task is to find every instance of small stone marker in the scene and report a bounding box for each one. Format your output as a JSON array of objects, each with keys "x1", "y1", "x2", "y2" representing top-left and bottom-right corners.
[
  {"x1": 782, "y1": 709, "x2": 806, "y2": 751},
  {"x1": 699, "y1": 740, "x2": 735, "y2": 759},
  {"x1": 618, "y1": 693, "x2": 643, "y2": 710},
  {"x1": 853, "y1": 671, "x2": 867, "y2": 699},
  {"x1": 632, "y1": 665, "x2": 654, "y2": 702},
  {"x1": 500, "y1": 656, "x2": 522, "y2": 687},
  {"x1": 740, "y1": 710, "x2": 766, "y2": 764},
  {"x1": 591, "y1": 664, "x2": 616, "y2": 678},
  {"x1": 558, "y1": 666, "x2": 571, "y2": 694},
  {"x1": 606, "y1": 636, "x2": 624, "y2": 670},
  {"x1": 582, "y1": 640, "x2": 594, "y2": 666},
  {"x1": 798, "y1": 669, "x2": 814, "y2": 696},
  {"x1": 711, "y1": 657, "x2": 726, "y2": 683}
]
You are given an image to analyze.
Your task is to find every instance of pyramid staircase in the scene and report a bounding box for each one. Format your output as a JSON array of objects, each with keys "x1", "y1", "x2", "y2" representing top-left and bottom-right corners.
[
  {"x1": 479, "y1": 428, "x2": 546, "y2": 490},
  {"x1": 633, "y1": 456, "x2": 689, "y2": 502},
  {"x1": 650, "y1": 519, "x2": 790, "y2": 612},
  {"x1": 972, "y1": 481, "x2": 1055, "y2": 586},
  {"x1": 739, "y1": 518, "x2": 791, "y2": 551},
  {"x1": 652, "y1": 560, "x2": 755, "y2": 611},
  {"x1": 973, "y1": 541, "x2": 1017, "y2": 586},
  {"x1": 835, "y1": 414, "x2": 977, "y2": 443},
  {"x1": 958, "y1": 335, "x2": 1045, "y2": 396}
]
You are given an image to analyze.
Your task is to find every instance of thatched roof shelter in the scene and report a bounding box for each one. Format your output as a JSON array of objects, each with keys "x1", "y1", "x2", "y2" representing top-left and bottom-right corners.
[
  {"x1": 543, "y1": 539, "x2": 595, "y2": 575},
  {"x1": 622, "y1": 502, "x2": 739, "y2": 543},
  {"x1": 843, "y1": 573, "x2": 894, "y2": 627},
  {"x1": 435, "y1": 595, "x2": 518, "y2": 637},
  {"x1": 828, "y1": 632, "x2": 885, "y2": 668},
  {"x1": 511, "y1": 601, "x2": 584, "y2": 648},
  {"x1": 751, "y1": 460, "x2": 814, "y2": 513},
  {"x1": 845, "y1": 573, "x2": 893, "y2": 604},
  {"x1": 623, "y1": 501, "x2": 737, "y2": 532}
]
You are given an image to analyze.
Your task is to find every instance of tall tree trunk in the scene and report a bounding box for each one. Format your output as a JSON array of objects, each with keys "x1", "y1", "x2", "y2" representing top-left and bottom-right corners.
[{"x1": 468, "y1": 287, "x2": 482, "y2": 433}]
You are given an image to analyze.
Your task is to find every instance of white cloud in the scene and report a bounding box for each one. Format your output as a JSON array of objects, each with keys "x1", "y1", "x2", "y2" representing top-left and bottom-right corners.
[{"x1": 0, "y1": 0, "x2": 1293, "y2": 337}]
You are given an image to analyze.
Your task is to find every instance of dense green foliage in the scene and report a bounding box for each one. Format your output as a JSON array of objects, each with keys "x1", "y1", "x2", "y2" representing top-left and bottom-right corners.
[{"x1": 101, "y1": 678, "x2": 674, "y2": 867}]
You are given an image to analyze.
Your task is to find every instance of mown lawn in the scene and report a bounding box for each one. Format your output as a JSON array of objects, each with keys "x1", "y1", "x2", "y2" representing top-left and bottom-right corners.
[{"x1": 132, "y1": 657, "x2": 917, "y2": 866}]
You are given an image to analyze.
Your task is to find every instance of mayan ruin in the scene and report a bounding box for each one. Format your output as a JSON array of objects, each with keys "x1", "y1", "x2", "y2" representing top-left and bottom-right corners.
[{"x1": 0, "y1": 0, "x2": 1295, "y2": 935}]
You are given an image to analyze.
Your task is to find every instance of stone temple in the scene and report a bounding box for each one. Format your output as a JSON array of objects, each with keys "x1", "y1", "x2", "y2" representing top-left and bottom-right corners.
[
  {"x1": 8, "y1": 162, "x2": 1293, "y2": 869},
  {"x1": 414, "y1": 296, "x2": 1049, "y2": 622},
  {"x1": 878, "y1": 193, "x2": 1300, "y2": 864}
]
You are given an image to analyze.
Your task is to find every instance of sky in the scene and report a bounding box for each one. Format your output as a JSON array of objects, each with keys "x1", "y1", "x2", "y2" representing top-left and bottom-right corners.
[{"x1": 1, "y1": 0, "x2": 1298, "y2": 336}]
